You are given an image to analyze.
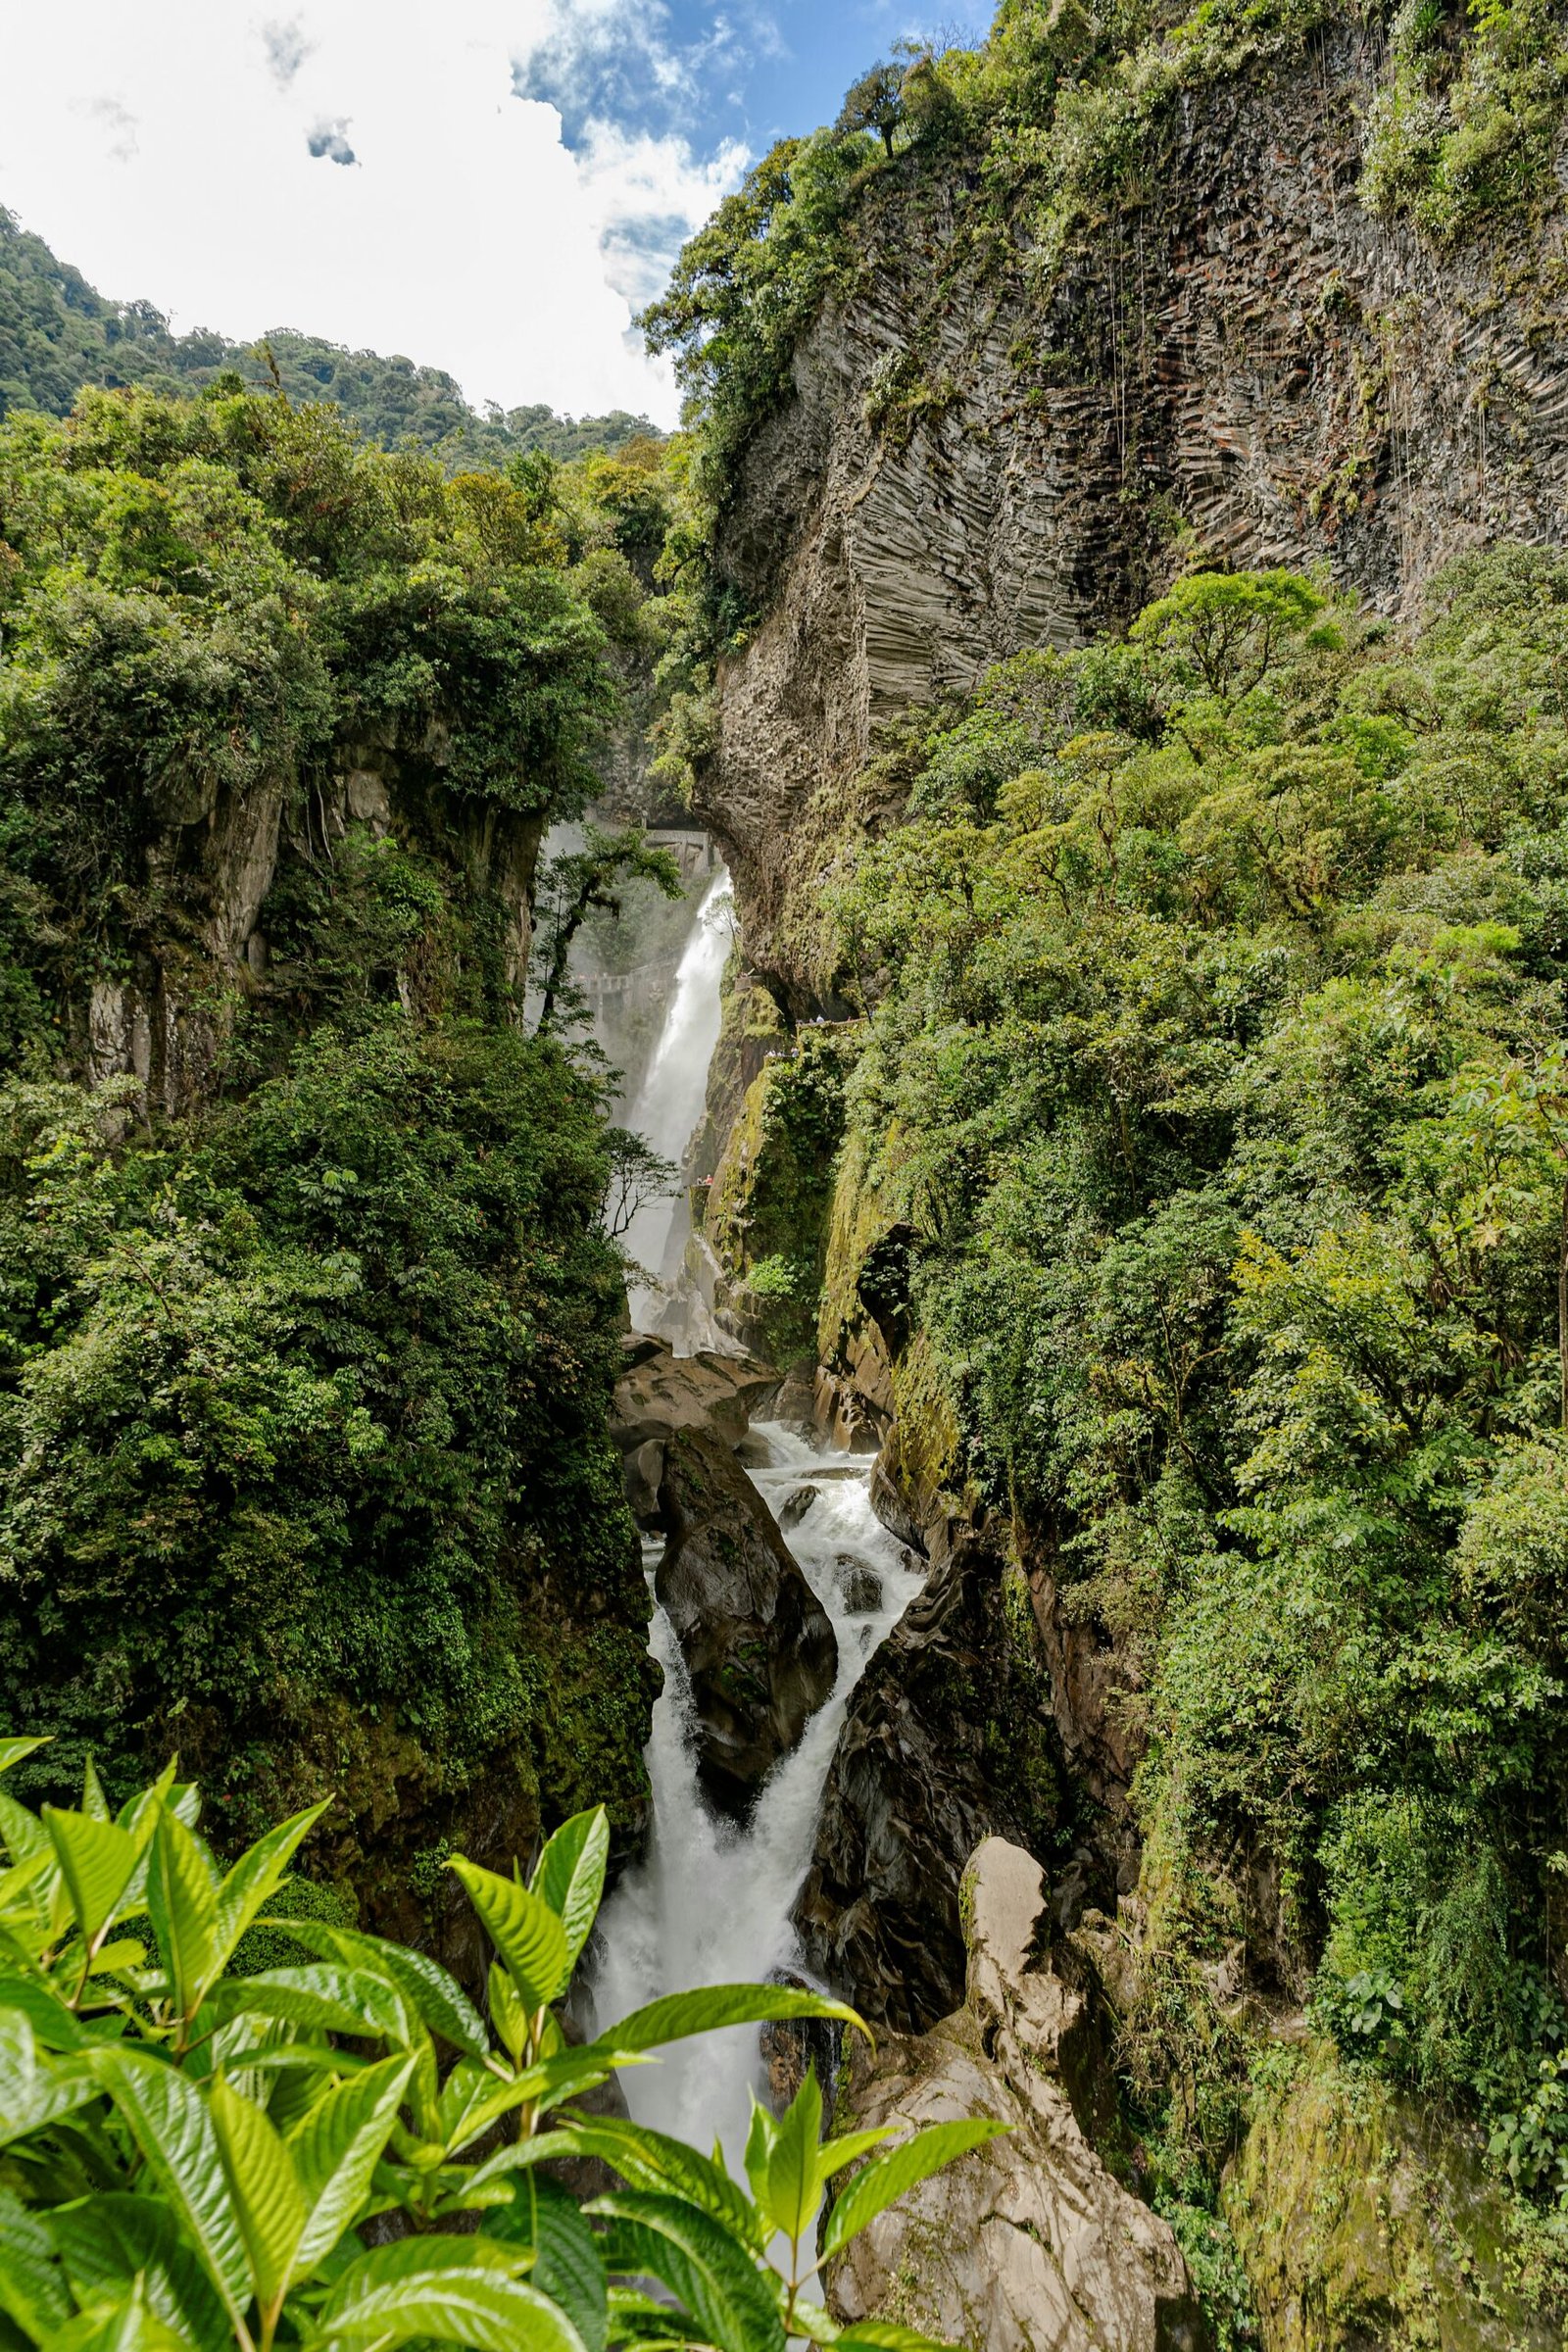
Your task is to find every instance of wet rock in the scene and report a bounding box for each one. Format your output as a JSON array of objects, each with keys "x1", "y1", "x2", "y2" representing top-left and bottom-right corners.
[
  {"x1": 760, "y1": 1971, "x2": 845, "y2": 2118},
  {"x1": 610, "y1": 1335, "x2": 776, "y2": 1529},
  {"x1": 656, "y1": 1428, "x2": 837, "y2": 1815},
  {"x1": 841, "y1": 1564, "x2": 882, "y2": 1613},
  {"x1": 826, "y1": 1838, "x2": 1201, "y2": 2352},
  {"x1": 794, "y1": 1530, "x2": 1062, "y2": 2032},
  {"x1": 621, "y1": 1440, "x2": 665, "y2": 1528},
  {"x1": 779, "y1": 1484, "x2": 819, "y2": 1530}
]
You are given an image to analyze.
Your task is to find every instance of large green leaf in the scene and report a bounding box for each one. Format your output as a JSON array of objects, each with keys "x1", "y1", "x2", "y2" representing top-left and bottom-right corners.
[
  {"x1": 209, "y1": 2076, "x2": 305, "y2": 2315},
  {"x1": 0, "y1": 1741, "x2": 48, "y2": 1781},
  {"x1": 144, "y1": 1814, "x2": 219, "y2": 2028},
  {"x1": 594, "y1": 1985, "x2": 865, "y2": 2056},
  {"x1": 818, "y1": 2120, "x2": 1007, "y2": 2264},
  {"x1": 742, "y1": 2101, "x2": 775, "y2": 2217},
  {"x1": 86, "y1": 2046, "x2": 251, "y2": 2331},
  {"x1": 513, "y1": 2048, "x2": 649, "y2": 2115},
  {"x1": 0, "y1": 1973, "x2": 88, "y2": 2052},
  {"x1": 764, "y1": 2070, "x2": 823, "y2": 2247},
  {"x1": 78, "y1": 1764, "x2": 111, "y2": 1827},
  {"x1": 833, "y1": 2328, "x2": 954, "y2": 2352},
  {"x1": 41, "y1": 1814, "x2": 142, "y2": 1950},
  {"x1": 286, "y1": 2054, "x2": 414, "y2": 2276},
  {"x1": 0, "y1": 1790, "x2": 50, "y2": 1867},
  {"x1": 446, "y1": 1859, "x2": 568, "y2": 2010},
  {"x1": 588, "y1": 2193, "x2": 783, "y2": 2352},
  {"x1": 42, "y1": 2274, "x2": 189, "y2": 2352},
  {"x1": 209, "y1": 1965, "x2": 408, "y2": 2043},
  {"x1": 530, "y1": 1811, "x2": 609, "y2": 1973},
  {"x1": 0, "y1": 2185, "x2": 74, "y2": 2339},
  {"x1": 47, "y1": 2192, "x2": 231, "y2": 2352},
  {"x1": 500, "y1": 2176, "x2": 608, "y2": 2352},
  {"x1": 538, "y1": 2118, "x2": 759, "y2": 2249},
  {"x1": 210, "y1": 1805, "x2": 328, "y2": 1984},
  {"x1": 0, "y1": 2014, "x2": 101, "y2": 2149},
  {"x1": 268, "y1": 1919, "x2": 487, "y2": 2059},
  {"x1": 318, "y1": 2240, "x2": 584, "y2": 2352},
  {"x1": 814, "y1": 2129, "x2": 893, "y2": 2182}
]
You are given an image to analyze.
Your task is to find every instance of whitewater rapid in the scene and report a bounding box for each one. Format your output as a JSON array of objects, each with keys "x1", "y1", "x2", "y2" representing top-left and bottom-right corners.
[{"x1": 589, "y1": 1424, "x2": 923, "y2": 2170}]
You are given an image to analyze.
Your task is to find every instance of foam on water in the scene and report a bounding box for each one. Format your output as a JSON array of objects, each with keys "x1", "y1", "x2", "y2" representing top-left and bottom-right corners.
[{"x1": 588, "y1": 1423, "x2": 924, "y2": 2171}]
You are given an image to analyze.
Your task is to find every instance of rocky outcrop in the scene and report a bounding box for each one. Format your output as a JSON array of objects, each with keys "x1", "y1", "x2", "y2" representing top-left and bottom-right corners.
[
  {"x1": 698, "y1": 30, "x2": 1568, "y2": 1003},
  {"x1": 81, "y1": 740, "x2": 543, "y2": 1116},
  {"x1": 1224, "y1": 2056, "x2": 1560, "y2": 2349},
  {"x1": 826, "y1": 1837, "x2": 1202, "y2": 2352},
  {"x1": 610, "y1": 1333, "x2": 778, "y2": 1526},
  {"x1": 794, "y1": 1529, "x2": 1065, "y2": 2031},
  {"x1": 655, "y1": 1427, "x2": 837, "y2": 1813}
]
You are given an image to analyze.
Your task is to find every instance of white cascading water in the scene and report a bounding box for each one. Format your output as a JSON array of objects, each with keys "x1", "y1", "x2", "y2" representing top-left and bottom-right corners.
[
  {"x1": 620, "y1": 868, "x2": 735, "y2": 1330},
  {"x1": 593, "y1": 854, "x2": 923, "y2": 2176},
  {"x1": 590, "y1": 1430, "x2": 924, "y2": 2170}
]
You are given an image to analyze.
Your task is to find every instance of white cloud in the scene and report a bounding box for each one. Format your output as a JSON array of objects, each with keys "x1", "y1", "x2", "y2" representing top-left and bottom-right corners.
[{"x1": 0, "y1": 0, "x2": 748, "y2": 422}]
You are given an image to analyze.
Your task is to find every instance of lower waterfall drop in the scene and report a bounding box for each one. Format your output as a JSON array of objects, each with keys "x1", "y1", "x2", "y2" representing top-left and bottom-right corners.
[{"x1": 590, "y1": 1427, "x2": 924, "y2": 2168}]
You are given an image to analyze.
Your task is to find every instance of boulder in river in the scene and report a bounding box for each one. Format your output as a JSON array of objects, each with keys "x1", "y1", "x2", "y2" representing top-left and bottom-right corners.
[
  {"x1": 779, "y1": 1484, "x2": 819, "y2": 1530},
  {"x1": 826, "y1": 1837, "x2": 1202, "y2": 2352},
  {"x1": 794, "y1": 1527, "x2": 1062, "y2": 2031},
  {"x1": 610, "y1": 1334, "x2": 776, "y2": 1529},
  {"x1": 841, "y1": 1563, "x2": 882, "y2": 1613},
  {"x1": 656, "y1": 1428, "x2": 837, "y2": 1815}
]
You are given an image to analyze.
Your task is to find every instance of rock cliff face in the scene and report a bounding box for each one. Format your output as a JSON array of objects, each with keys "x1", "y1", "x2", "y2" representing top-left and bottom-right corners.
[
  {"x1": 826, "y1": 1837, "x2": 1203, "y2": 2351},
  {"x1": 794, "y1": 1526, "x2": 1065, "y2": 2031},
  {"x1": 697, "y1": 25, "x2": 1568, "y2": 999},
  {"x1": 655, "y1": 1426, "x2": 838, "y2": 1813},
  {"x1": 82, "y1": 738, "x2": 541, "y2": 1115}
]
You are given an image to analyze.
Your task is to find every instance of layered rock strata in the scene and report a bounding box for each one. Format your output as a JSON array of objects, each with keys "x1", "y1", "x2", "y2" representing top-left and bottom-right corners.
[{"x1": 697, "y1": 31, "x2": 1568, "y2": 1002}]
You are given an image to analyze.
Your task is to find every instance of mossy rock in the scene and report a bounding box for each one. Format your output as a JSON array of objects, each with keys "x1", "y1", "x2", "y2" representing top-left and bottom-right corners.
[{"x1": 1223, "y1": 2053, "x2": 1561, "y2": 2350}]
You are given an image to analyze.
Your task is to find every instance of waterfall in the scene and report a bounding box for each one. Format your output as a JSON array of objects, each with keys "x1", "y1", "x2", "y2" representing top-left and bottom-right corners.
[
  {"x1": 620, "y1": 867, "x2": 734, "y2": 1332},
  {"x1": 590, "y1": 1427, "x2": 925, "y2": 2169},
  {"x1": 595, "y1": 858, "x2": 920, "y2": 2178}
]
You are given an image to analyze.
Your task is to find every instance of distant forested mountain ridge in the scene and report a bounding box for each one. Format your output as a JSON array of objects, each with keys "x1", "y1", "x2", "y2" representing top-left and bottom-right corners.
[{"x1": 0, "y1": 205, "x2": 659, "y2": 464}]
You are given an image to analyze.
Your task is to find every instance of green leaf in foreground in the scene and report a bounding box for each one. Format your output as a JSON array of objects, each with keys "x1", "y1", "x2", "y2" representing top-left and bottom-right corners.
[
  {"x1": 596, "y1": 1984, "x2": 866, "y2": 2054},
  {"x1": 819, "y1": 2120, "x2": 1008, "y2": 2263}
]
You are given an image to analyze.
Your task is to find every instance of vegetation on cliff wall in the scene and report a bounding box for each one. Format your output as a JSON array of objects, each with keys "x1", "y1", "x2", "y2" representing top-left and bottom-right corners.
[
  {"x1": 0, "y1": 380, "x2": 662, "y2": 1920},
  {"x1": 647, "y1": 0, "x2": 1568, "y2": 552},
  {"x1": 757, "y1": 552, "x2": 1568, "y2": 2313}
]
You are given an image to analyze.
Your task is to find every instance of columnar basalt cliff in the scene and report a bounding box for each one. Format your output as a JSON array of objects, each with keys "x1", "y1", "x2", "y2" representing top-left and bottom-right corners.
[
  {"x1": 696, "y1": 25, "x2": 1568, "y2": 1000},
  {"x1": 668, "y1": 14, "x2": 1568, "y2": 2338}
]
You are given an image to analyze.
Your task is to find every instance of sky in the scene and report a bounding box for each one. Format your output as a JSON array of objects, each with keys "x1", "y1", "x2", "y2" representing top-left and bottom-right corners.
[{"x1": 0, "y1": 0, "x2": 993, "y2": 426}]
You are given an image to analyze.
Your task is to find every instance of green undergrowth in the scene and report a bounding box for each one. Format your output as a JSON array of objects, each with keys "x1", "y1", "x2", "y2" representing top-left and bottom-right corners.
[{"x1": 810, "y1": 553, "x2": 1568, "y2": 2314}]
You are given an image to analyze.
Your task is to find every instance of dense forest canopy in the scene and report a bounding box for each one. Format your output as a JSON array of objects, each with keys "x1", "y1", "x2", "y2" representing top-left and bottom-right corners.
[
  {"x1": 0, "y1": 376, "x2": 683, "y2": 1924},
  {"x1": 0, "y1": 206, "x2": 661, "y2": 468},
  {"x1": 694, "y1": 549, "x2": 1568, "y2": 2317}
]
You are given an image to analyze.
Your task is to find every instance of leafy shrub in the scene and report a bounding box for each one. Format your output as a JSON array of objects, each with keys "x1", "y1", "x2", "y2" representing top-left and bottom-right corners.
[{"x1": 0, "y1": 1738, "x2": 999, "y2": 2352}]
